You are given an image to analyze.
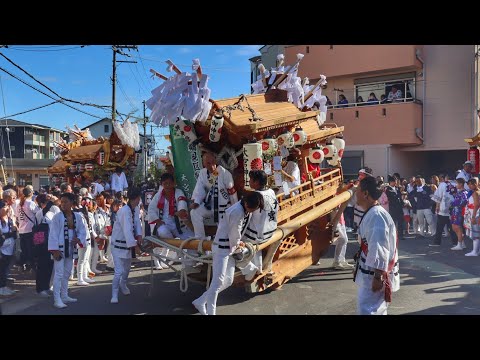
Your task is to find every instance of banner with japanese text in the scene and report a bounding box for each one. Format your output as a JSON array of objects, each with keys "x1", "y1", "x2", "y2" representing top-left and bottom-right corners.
[{"x1": 169, "y1": 122, "x2": 203, "y2": 200}]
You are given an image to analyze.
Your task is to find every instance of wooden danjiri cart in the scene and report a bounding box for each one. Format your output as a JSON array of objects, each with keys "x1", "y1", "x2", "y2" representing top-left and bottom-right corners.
[
  {"x1": 47, "y1": 125, "x2": 140, "y2": 187},
  {"x1": 143, "y1": 57, "x2": 354, "y2": 294}
]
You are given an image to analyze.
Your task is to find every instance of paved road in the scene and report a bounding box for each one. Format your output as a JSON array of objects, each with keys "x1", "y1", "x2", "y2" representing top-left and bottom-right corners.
[{"x1": 2, "y1": 232, "x2": 480, "y2": 315}]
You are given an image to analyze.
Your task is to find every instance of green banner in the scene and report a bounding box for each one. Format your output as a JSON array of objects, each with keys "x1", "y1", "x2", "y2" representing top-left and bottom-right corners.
[{"x1": 169, "y1": 122, "x2": 203, "y2": 200}]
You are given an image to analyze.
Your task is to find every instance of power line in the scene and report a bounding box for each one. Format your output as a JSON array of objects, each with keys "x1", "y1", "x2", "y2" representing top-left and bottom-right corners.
[
  {"x1": 0, "y1": 52, "x2": 110, "y2": 109},
  {"x1": 130, "y1": 54, "x2": 250, "y2": 73},
  {"x1": 0, "y1": 66, "x2": 103, "y2": 119},
  {"x1": 0, "y1": 101, "x2": 59, "y2": 120},
  {"x1": 116, "y1": 78, "x2": 138, "y2": 112},
  {"x1": 137, "y1": 47, "x2": 155, "y2": 89},
  {"x1": 7, "y1": 46, "x2": 87, "y2": 52}
]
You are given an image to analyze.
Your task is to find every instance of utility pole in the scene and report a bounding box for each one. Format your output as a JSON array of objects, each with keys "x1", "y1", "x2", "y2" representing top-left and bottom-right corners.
[
  {"x1": 143, "y1": 100, "x2": 148, "y2": 182},
  {"x1": 111, "y1": 48, "x2": 117, "y2": 122},
  {"x1": 111, "y1": 45, "x2": 138, "y2": 123}
]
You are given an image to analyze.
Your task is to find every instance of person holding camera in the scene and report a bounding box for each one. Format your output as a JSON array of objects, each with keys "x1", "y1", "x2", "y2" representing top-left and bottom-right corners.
[
  {"x1": 192, "y1": 191, "x2": 264, "y2": 315},
  {"x1": 0, "y1": 200, "x2": 18, "y2": 296},
  {"x1": 48, "y1": 193, "x2": 88, "y2": 309}
]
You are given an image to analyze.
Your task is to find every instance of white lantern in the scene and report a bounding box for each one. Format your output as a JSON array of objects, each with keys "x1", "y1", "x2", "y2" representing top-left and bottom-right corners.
[
  {"x1": 85, "y1": 163, "x2": 94, "y2": 171},
  {"x1": 174, "y1": 119, "x2": 198, "y2": 145},
  {"x1": 243, "y1": 143, "x2": 263, "y2": 190},
  {"x1": 96, "y1": 151, "x2": 105, "y2": 165},
  {"x1": 308, "y1": 146, "x2": 324, "y2": 164},
  {"x1": 323, "y1": 142, "x2": 337, "y2": 161},
  {"x1": 277, "y1": 131, "x2": 295, "y2": 149},
  {"x1": 331, "y1": 136, "x2": 345, "y2": 159},
  {"x1": 69, "y1": 165, "x2": 77, "y2": 173},
  {"x1": 293, "y1": 127, "x2": 307, "y2": 146},
  {"x1": 209, "y1": 114, "x2": 224, "y2": 143},
  {"x1": 259, "y1": 137, "x2": 278, "y2": 156},
  {"x1": 77, "y1": 163, "x2": 85, "y2": 172}
]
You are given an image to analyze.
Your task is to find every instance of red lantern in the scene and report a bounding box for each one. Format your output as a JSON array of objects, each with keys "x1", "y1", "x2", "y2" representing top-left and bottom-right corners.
[{"x1": 468, "y1": 147, "x2": 480, "y2": 174}]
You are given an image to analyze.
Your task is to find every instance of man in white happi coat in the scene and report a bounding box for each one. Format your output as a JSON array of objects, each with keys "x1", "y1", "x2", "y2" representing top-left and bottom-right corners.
[
  {"x1": 241, "y1": 170, "x2": 279, "y2": 280},
  {"x1": 190, "y1": 152, "x2": 238, "y2": 239},
  {"x1": 110, "y1": 187, "x2": 143, "y2": 304},
  {"x1": 192, "y1": 191, "x2": 264, "y2": 315},
  {"x1": 147, "y1": 173, "x2": 195, "y2": 269},
  {"x1": 48, "y1": 192, "x2": 88, "y2": 309},
  {"x1": 354, "y1": 176, "x2": 400, "y2": 315},
  {"x1": 110, "y1": 166, "x2": 129, "y2": 195}
]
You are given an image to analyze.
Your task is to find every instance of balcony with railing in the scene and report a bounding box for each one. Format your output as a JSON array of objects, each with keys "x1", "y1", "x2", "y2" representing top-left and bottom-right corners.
[
  {"x1": 325, "y1": 79, "x2": 423, "y2": 146},
  {"x1": 285, "y1": 45, "x2": 423, "y2": 79},
  {"x1": 25, "y1": 134, "x2": 46, "y2": 146},
  {"x1": 25, "y1": 151, "x2": 46, "y2": 159}
]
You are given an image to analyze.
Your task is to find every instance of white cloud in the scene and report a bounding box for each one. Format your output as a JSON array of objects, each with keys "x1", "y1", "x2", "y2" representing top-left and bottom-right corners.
[
  {"x1": 178, "y1": 47, "x2": 193, "y2": 54},
  {"x1": 235, "y1": 45, "x2": 262, "y2": 56}
]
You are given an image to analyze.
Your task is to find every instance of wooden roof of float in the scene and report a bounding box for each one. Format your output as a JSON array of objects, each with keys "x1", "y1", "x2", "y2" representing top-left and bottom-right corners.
[
  {"x1": 211, "y1": 90, "x2": 319, "y2": 135},
  {"x1": 63, "y1": 143, "x2": 104, "y2": 162},
  {"x1": 303, "y1": 121, "x2": 344, "y2": 144},
  {"x1": 48, "y1": 160, "x2": 70, "y2": 174}
]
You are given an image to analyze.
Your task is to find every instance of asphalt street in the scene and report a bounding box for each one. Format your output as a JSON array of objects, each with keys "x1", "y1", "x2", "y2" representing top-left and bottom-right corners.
[{"x1": 2, "y1": 231, "x2": 480, "y2": 315}]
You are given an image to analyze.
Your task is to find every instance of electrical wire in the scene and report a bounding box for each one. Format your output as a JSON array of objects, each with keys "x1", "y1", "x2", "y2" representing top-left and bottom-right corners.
[
  {"x1": 7, "y1": 46, "x2": 86, "y2": 52},
  {"x1": 137, "y1": 47, "x2": 155, "y2": 89},
  {"x1": 0, "y1": 52, "x2": 110, "y2": 109},
  {"x1": 0, "y1": 101, "x2": 59, "y2": 120},
  {"x1": 0, "y1": 66, "x2": 103, "y2": 119}
]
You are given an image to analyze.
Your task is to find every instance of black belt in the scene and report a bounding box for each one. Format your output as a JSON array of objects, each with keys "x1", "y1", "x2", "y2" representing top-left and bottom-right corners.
[
  {"x1": 359, "y1": 266, "x2": 399, "y2": 277},
  {"x1": 218, "y1": 238, "x2": 229, "y2": 242},
  {"x1": 114, "y1": 245, "x2": 128, "y2": 250},
  {"x1": 218, "y1": 245, "x2": 230, "y2": 249},
  {"x1": 264, "y1": 229, "x2": 276, "y2": 235},
  {"x1": 116, "y1": 240, "x2": 126, "y2": 244}
]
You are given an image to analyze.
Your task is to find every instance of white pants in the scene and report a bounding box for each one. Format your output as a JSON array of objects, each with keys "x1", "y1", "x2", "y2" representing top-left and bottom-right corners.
[
  {"x1": 53, "y1": 255, "x2": 74, "y2": 302},
  {"x1": 357, "y1": 285, "x2": 388, "y2": 315},
  {"x1": 417, "y1": 209, "x2": 436, "y2": 236},
  {"x1": 111, "y1": 255, "x2": 131, "y2": 298},
  {"x1": 193, "y1": 246, "x2": 235, "y2": 315},
  {"x1": 412, "y1": 213, "x2": 419, "y2": 234},
  {"x1": 90, "y1": 239, "x2": 101, "y2": 272},
  {"x1": 77, "y1": 242, "x2": 91, "y2": 282},
  {"x1": 333, "y1": 222, "x2": 348, "y2": 263},
  {"x1": 190, "y1": 204, "x2": 213, "y2": 238},
  {"x1": 106, "y1": 239, "x2": 114, "y2": 268}
]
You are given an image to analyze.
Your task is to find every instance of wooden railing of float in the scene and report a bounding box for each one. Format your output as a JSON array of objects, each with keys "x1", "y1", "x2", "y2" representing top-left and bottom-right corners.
[{"x1": 275, "y1": 167, "x2": 342, "y2": 224}]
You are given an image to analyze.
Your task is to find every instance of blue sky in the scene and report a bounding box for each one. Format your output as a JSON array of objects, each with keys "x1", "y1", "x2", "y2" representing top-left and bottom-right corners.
[{"x1": 0, "y1": 45, "x2": 261, "y2": 152}]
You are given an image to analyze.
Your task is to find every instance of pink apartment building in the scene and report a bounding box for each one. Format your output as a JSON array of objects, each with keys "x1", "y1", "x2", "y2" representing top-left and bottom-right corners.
[{"x1": 252, "y1": 45, "x2": 480, "y2": 179}]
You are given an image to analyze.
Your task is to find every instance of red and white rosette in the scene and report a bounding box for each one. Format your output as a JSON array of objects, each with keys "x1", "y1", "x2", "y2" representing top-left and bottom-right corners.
[{"x1": 259, "y1": 137, "x2": 278, "y2": 156}]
